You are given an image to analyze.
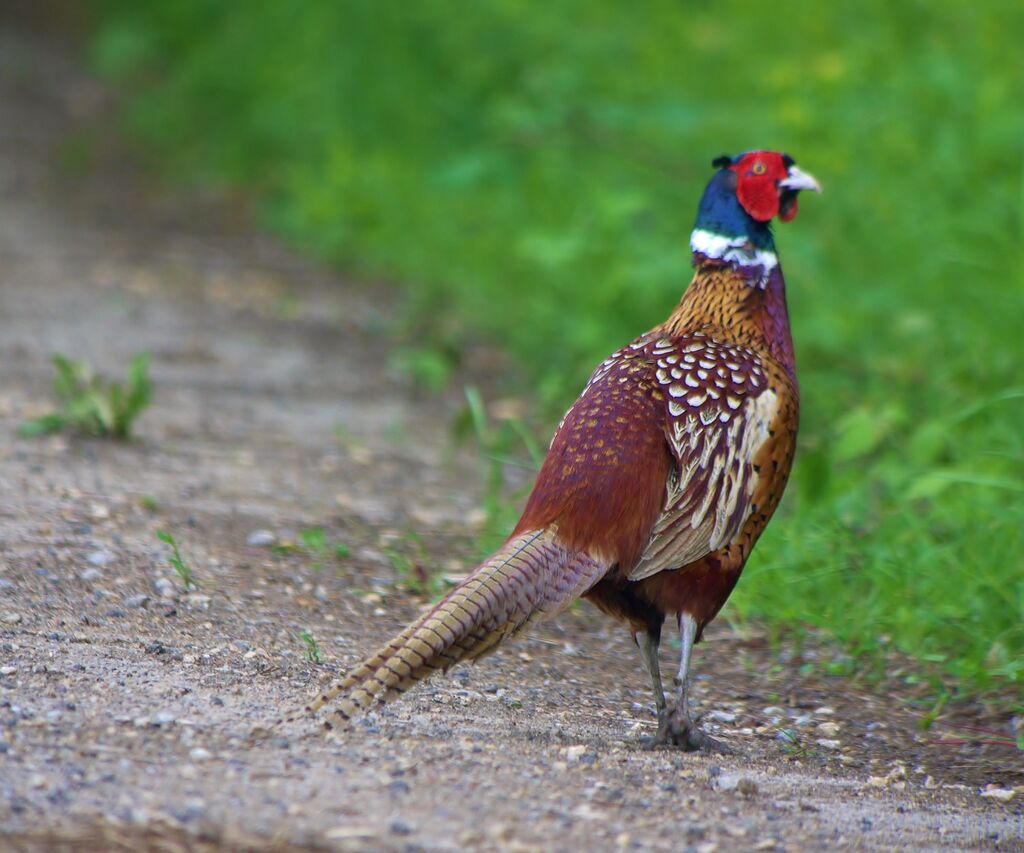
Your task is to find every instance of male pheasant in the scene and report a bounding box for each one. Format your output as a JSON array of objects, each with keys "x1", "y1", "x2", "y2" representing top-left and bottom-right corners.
[{"x1": 292, "y1": 151, "x2": 820, "y2": 749}]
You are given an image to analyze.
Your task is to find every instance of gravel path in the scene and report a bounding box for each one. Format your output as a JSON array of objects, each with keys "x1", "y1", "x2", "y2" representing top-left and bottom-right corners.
[{"x1": 1, "y1": 21, "x2": 1021, "y2": 853}]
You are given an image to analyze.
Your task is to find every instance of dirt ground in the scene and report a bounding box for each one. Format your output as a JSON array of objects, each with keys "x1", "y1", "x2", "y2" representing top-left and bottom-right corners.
[{"x1": 1, "y1": 21, "x2": 1021, "y2": 853}]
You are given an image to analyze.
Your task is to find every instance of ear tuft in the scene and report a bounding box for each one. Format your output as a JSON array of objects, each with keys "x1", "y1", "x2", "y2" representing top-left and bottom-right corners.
[{"x1": 711, "y1": 154, "x2": 733, "y2": 169}]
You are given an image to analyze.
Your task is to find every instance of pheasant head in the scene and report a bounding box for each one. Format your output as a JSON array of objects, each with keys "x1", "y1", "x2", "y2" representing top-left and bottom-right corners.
[
  {"x1": 675, "y1": 151, "x2": 820, "y2": 371},
  {"x1": 690, "y1": 151, "x2": 821, "y2": 286}
]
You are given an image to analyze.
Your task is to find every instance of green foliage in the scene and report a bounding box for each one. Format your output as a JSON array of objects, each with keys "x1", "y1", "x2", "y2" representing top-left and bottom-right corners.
[
  {"x1": 89, "y1": 0, "x2": 1024, "y2": 700},
  {"x1": 20, "y1": 353, "x2": 152, "y2": 439},
  {"x1": 300, "y1": 630, "x2": 324, "y2": 664},
  {"x1": 157, "y1": 530, "x2": 197, "y2": 590}
]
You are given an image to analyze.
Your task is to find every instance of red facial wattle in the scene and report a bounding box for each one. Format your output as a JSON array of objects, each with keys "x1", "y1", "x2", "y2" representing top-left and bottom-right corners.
[{"x1": 779, "y1": 193, "x2": 799, "y2": 222}]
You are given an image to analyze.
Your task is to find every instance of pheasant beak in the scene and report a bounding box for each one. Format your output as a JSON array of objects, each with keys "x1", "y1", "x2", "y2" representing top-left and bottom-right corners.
[{"x1": 779, "y1": 165, "x2": 822, "y2": 193}]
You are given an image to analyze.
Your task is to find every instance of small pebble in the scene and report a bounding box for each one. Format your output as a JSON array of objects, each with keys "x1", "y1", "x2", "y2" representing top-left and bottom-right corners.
[
  {"x1": 565, "y1": 745, "x2": 587, "y2": 763},
  {"x1": 1, "y1": 612, "x2": 22, "y2": 624},
  {"x1": 88, "y1": 503, "x2": 110, "y2": 521},
  {"x1": 86, "y1": 551, "x2": 114, "y2": 567},
  {"x1": 154, "y1": 711, "x2": 176, "y2": 726},
  {"x1": 125, "y1": 594, "x2": 150, "y2": 609},
  {"x1": 0, "y1": 666, "x2": 16, "y2": 675},
  {"x1": 980, "y1": 785, "x2": 1016, "y2": 802},
  {"x1": 247, "y1": 529, "x2": 277, "y2": 548},
  {"x1": 189, "y1": 747, "x2": 212, "y2": 762},
  {"x1": 737, "y1": 778, "x2": 759, "y2": 796},
  {"x1": 714, "y1": 772, "x2": 756, "y2": 793}
]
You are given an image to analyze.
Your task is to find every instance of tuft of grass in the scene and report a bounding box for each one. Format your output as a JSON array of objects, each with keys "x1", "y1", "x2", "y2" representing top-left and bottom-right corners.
[
  {"x1": 455, "y1": 385, "x2": 543, "y2": 552},
  {"x1": 157, "y1": 530, "x2": 198, "y2": 590},
  {"x1": 298, "y1": 527, "x2": 328, "y2": 553},
  {"x1": 300, "y1": 630, "x2": 323, "y2": 664},
  {"x1": 380, "y1": 533, "x2": 458, "y2": 600},
  {"x1": 20, "y1": 353, "x2": 152, "y2": 439},
  {"x1": 275, "y1": 527, "x2": 352, "y2": 571}
]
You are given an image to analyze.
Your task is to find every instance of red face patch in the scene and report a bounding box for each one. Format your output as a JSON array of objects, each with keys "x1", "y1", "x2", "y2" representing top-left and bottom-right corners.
[{"x1": 730, "y1": 152, "x2": 792, "y2": 223}]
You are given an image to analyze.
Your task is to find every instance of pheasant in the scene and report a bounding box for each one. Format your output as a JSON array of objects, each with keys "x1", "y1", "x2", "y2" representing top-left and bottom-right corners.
[{"x1": 292, "y1": 151, "x2": 820, "y2": 749}]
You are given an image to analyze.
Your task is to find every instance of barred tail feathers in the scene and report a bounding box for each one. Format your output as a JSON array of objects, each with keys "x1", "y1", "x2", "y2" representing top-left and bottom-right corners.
[{"x1": 302, "y1": 528, "x2": 608, "y2": 728}]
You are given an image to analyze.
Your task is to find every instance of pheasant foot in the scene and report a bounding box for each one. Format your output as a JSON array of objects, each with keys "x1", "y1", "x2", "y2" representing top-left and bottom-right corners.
[{"x1": 644, "y1": 707, "x2": 732, "y2": 753}]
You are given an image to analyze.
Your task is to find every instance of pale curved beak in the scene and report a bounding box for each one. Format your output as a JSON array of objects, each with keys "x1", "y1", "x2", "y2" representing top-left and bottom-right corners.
[{"x1": 779, "y1": 165, "x2": 822, "y2": 193}]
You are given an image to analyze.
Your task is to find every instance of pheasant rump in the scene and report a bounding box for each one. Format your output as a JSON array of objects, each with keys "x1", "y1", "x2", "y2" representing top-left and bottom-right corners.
[{"x1": 289, "y1": 151, "x2": 820, "y2": 749}]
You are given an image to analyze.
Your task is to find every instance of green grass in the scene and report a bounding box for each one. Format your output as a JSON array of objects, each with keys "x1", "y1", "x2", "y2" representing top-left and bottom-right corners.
[
  {"x1": 157, "y1": 530, "x2": 198, "y2": 591},
  {"x1": 300, "y1": 630, "x2": 324, "y2": 664},
  {"x1": 272, "y1": 527, "x2": 351, "y2": 569},
  {"x1": 87, "y1": 0, "x2": 1024, "y2": 703},
  {"x1": 20, "y1": 352, "x2": 152, "y2": 439}
]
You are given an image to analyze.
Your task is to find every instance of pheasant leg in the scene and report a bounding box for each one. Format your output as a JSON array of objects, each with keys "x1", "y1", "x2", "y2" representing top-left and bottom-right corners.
[
  {"x1": 652, "y1": 614, "x2": 730, "y2": 752},
  {"x1": 637, "y1": 630, "x2": 667, "y2": 717}
]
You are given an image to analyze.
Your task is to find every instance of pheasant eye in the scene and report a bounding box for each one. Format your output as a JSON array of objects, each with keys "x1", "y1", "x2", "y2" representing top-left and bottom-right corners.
[{"x1": 752, "y1": 162, "x2": 767, "y2": 175}]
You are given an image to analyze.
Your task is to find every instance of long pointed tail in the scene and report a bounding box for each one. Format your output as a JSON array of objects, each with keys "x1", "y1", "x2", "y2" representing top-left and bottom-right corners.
[{"x1": 287, "y1": 528, "x2": 608, "y2": 730}]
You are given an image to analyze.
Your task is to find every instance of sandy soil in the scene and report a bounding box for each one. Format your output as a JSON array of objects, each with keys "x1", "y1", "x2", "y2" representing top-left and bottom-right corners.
[{"x1": 0, "y1": 21, "x2": 1021, "y2": 853}]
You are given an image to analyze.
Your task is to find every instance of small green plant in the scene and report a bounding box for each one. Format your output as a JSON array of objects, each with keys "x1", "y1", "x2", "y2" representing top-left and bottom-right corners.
[
  {"x1": 776, "y1": 728, "x2": 812, "y2": 759},
  {"x1": 301, "y1": 630, "x2": 323, "y2": 664},
  {"x1": 918, "y1": 692, "x2": 949, "y2": 732},
  {"x1": 157, "y1": 530, "x2": 198, "y2": 590},
  {"x1": 384, "y1": 542, "x2": 429, "y2": 595},
  {"x1": 383, "y1": 535, "x2": 451, "y2": 598},
  {"x1": 299, "y1": 527, "x2": 328, "y2": 552},
  {"x1": 275, "y1": 527, "x2": 352, "y2": 570},
  {"x1": 20, "y1": 353, "x2": 152, "y2": 439},
  {"x1": 455, "y1": 386, "x2": 543, "y2": 551}
]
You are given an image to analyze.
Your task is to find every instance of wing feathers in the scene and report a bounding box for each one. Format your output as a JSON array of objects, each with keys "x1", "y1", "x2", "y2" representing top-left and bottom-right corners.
[{"x1": 627, "y1": 336, "x2": 779, "y2": 581}]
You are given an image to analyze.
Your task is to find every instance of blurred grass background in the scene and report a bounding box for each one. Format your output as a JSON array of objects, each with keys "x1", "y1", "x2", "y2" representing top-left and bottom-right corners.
[{"x1": 86, "y1": 0, "x2": 1023, "y2": 703}]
